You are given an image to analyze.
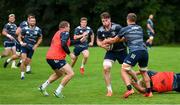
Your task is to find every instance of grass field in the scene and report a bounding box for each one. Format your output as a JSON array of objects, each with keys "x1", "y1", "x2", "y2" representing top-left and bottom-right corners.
[{"x1": 0, "y1": 46, "x2": 180, "y2": 104}]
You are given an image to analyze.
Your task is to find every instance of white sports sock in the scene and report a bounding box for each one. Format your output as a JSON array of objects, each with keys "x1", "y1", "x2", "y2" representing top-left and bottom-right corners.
[
  {"x1": 80, "y1": 62, "x2": 84, "y2": 68},
  {"x1": 11, "y1": 60, "x2": 16, "y2": 67},
  {"x1": 55, "y1": 84, "x2": 64, "y2": 94},
  {"x1": 21, "y1": 72, "x2": 25, "y2": 77},
  {"x1": 41, "y1": 80, "x2": 50, "y2": 90},
  {"x1": 107, "y1": 84, "x2": 112, "y2": 92},
  {"x1": 26, "y1": 65, "x2": 31, "y2": 72},
  {"x1": 7, "y1": 58, "x2": 12, "y2": 63}
]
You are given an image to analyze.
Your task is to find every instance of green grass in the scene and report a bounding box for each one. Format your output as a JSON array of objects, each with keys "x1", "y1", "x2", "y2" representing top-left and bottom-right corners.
[{"x1": 0, "y1": 46, "x2": 180, "y2": 104}]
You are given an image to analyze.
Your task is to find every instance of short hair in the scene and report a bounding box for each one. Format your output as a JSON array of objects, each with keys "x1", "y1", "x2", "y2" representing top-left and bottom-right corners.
[
  {"x1": 80, "y1": 17, "x2": 87, "y2": 22},
  {"x1": 28, "y1": 13, "x2": 35, "y2": 18},
  {"x1": 9, "y1": 14, "x2": 15, "y2": 17},
  {"x1": 127, "y1": 13, "x2": 137, "y2": 22},
  {"x1": 100, "y1": 12, "x2": 111, "y2": 19},
  {"x1": 59, "y1": 21, "x2": 70, "y2": 28}
]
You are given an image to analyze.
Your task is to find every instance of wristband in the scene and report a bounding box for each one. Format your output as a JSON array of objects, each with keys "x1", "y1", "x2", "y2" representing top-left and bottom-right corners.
[{"x1": 6, "y1": 34, "x2": 11, "y2": 38}]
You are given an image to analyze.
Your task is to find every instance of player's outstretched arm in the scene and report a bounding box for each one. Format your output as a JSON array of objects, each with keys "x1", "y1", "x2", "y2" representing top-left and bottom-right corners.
[
  {"x1": 131, "y1": 79, "x2": 146, "y2": 93},
  {"x1": 103, "y1": 36, "x2": 124, "y2": 45}
]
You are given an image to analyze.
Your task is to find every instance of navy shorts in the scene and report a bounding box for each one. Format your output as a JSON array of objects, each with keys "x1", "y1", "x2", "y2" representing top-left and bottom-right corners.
[
  {"x1": 73, "y1": 46, "x2": 88, "y2": 56},
  {"x1": 3, "y1": 41, "x2": 15, "y2": 48},
  {"x1": 174, "y1": 73, "x2": 180, "y2": 92},
  {"x1": 124, "y1": 50, "x2": 148, "y2": 67},
  {"x1": 16, "y1": 43, "x2": 21, "y2": 52},
  {"x1": 46, "y1": 59, "x2": 66, "y2": 70},
  {"x1": 21, "y1": 46, "x2": 34, "y2": 59},
  {"x1": 147, "y1": 32, "x2": 154, "y2": 37},
  {"x1": 104, "y1": 50, "x2": 127, "y2": 64}
]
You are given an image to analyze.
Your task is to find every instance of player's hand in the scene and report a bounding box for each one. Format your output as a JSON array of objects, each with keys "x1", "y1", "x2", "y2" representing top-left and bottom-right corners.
[
  {"x1": 82, "y1": 32, "x2": 88, "y2": 36},
  {"x1": 101, "y1": 43, "x2": 110, "y2": 51},
  {"x1": 102, "y1": 38, "x2": 111, "y2": 45},
  {"x1": 80, "y1": 36, "x2": 87, "y2": 42},
  {"x1": 33, "y1": 44, "x2": 38, "y2": 50},
  {"x1": 88, "y1": 42, "x2": 93, "y2": 47},
  {"x1": 20, "y1": 42, "x2": 27, "y2": 46}
]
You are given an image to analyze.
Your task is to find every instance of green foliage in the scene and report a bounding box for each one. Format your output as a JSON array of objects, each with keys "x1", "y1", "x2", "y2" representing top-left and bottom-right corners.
[{"x1": 0, "y1": 0, "x2": 179, "y2": 45}]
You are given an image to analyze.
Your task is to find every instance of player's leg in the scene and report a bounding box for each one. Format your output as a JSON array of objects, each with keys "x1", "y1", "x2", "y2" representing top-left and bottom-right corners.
[
  {"x1": 20, "y1": 53, "x2": 27, "y2": 79},
  {"x1": 20, "y1": 47, "x2": 30, "y2": 79},
  {"x1": 117, "y1": 50, "x2": 138, "y2": 82},
  {"x1": 15, "y1": 44, "x2": 22, "y2": 67},
  {"x1": 0, "y1": 48, "x2": 11, "y2": 59},
  {"x1": 121, "y1": 63, "x2": 135, "y2": 98},
  {"x1": 25, "y1": 49, "x2": 34, "y2": 74},
  {"x1": 140, "y1": 70, "x2": 152, "y2": 97},
  {"x1": 103, "y1": 59, "x2": 114, "y2": 96},
  {"x1": 138, "y1": 50, "x2": 152, "y2": 97},
  {"x1": 174, "y1": 73, "x2": 180, "y2": 92},
  {"x1": 146, "y1": 32, "x2": 154, "y2": 48},
  {"x1": 0, "y1": 42, "x2": 12, "y2": 59},
  {"x1": 71, "y1": 47, "x2": 79, "y2": 67},
  {"x1": 3, "y1": 44, "x2": 17, "y2": 68},
  {"x1": 71, "y1": 55, "x2": 78, "y2": 67},
  {"x1": 39, "y1": 59, "x2": 64, "y2": 96},
  {"x1": 121, "y1": 52, "x2": 140, "y2": 98},
  {"x1": 80, "y1": 49, "x2": 89, "y2": 75},
  {"x1": 39, "y1": 72, "x2": 63, "y2": 96},
  {"x1": 11, "y1": 45, "x2": 18, "y2": 68},
  {"x1": 54, "y1": 63, "x2": 74, "y2": 98},
  {"x1": 103, "y1": 51, "x2": 117, "y2": 96},
  {"x1": 4, "y1": 53, "x2": 20, "y2": 68}
]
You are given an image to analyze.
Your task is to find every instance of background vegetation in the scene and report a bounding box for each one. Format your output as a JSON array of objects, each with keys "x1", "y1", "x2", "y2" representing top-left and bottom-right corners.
[{"x1": 0, "y1": 0, "x2": 179, "y2": 45}]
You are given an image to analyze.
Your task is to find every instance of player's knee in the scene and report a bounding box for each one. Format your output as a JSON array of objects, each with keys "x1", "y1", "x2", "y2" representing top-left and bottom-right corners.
[
  {"x1": 68, "y1": 71, "x2": 74, "y2": 79},
  {"x1": 21, "y1": 58, "x2": 26, "y2": 63},
  {"x1": 71, "y1": 55, "x2": 77, "y2": 60},
  {"x1": 83, "y1": 51, "x2": 89, "y2": 58},
  {"x1": 24, "y1": 59, "x2": 30, "y2": 66},
  {"x1": 122, "y1": 63, "x2": 132, "y2": 70},
  {"x1": 103, "y1": 60, "x2": 113, "y2": 69}
]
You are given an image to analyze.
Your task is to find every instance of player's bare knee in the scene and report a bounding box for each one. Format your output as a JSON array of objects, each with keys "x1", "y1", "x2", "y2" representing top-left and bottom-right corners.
[
  {"x1": 24, "y1": 59, "x2": 30, "y2": 65},
  {"x1": 83, "y1": 53, "x2": 89, "y2": 59},
  {"x1": 72, "y1": 56, "x2": 77, "y2": 61},
  {"x1": 103, "y1": 60, "x2": 113, "y2": 70},
  {"x1": 67, "y1": 71, "x2": 74, "y2": 79},
  {"x1": 122, "y1": 63, "x2": 132, "y2": 72}
]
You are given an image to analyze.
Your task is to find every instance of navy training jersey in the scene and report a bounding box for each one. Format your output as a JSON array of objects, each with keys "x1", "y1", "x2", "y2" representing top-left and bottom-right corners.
[
  {"x1": 19, "y1": 21, "x2": 28, "y2": 29},
  {"x1": 147, "y1": 19, "x2": 154, "y2": 33},
  {"x1": 97, "y1": 23, "x2": 126, "y2": 52},
  {"x1": 118, "y1": 24, "x2": 147, "y2": 53},
  {"x1": 3, "y1": 22, "x2": 17, "y2": 41},
  {"x1": 21, "y1": 26, "x2": 42, "y2": 48},
  {"x1": 74, "y1": 26, "x2": 94, "y2": 47}
]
